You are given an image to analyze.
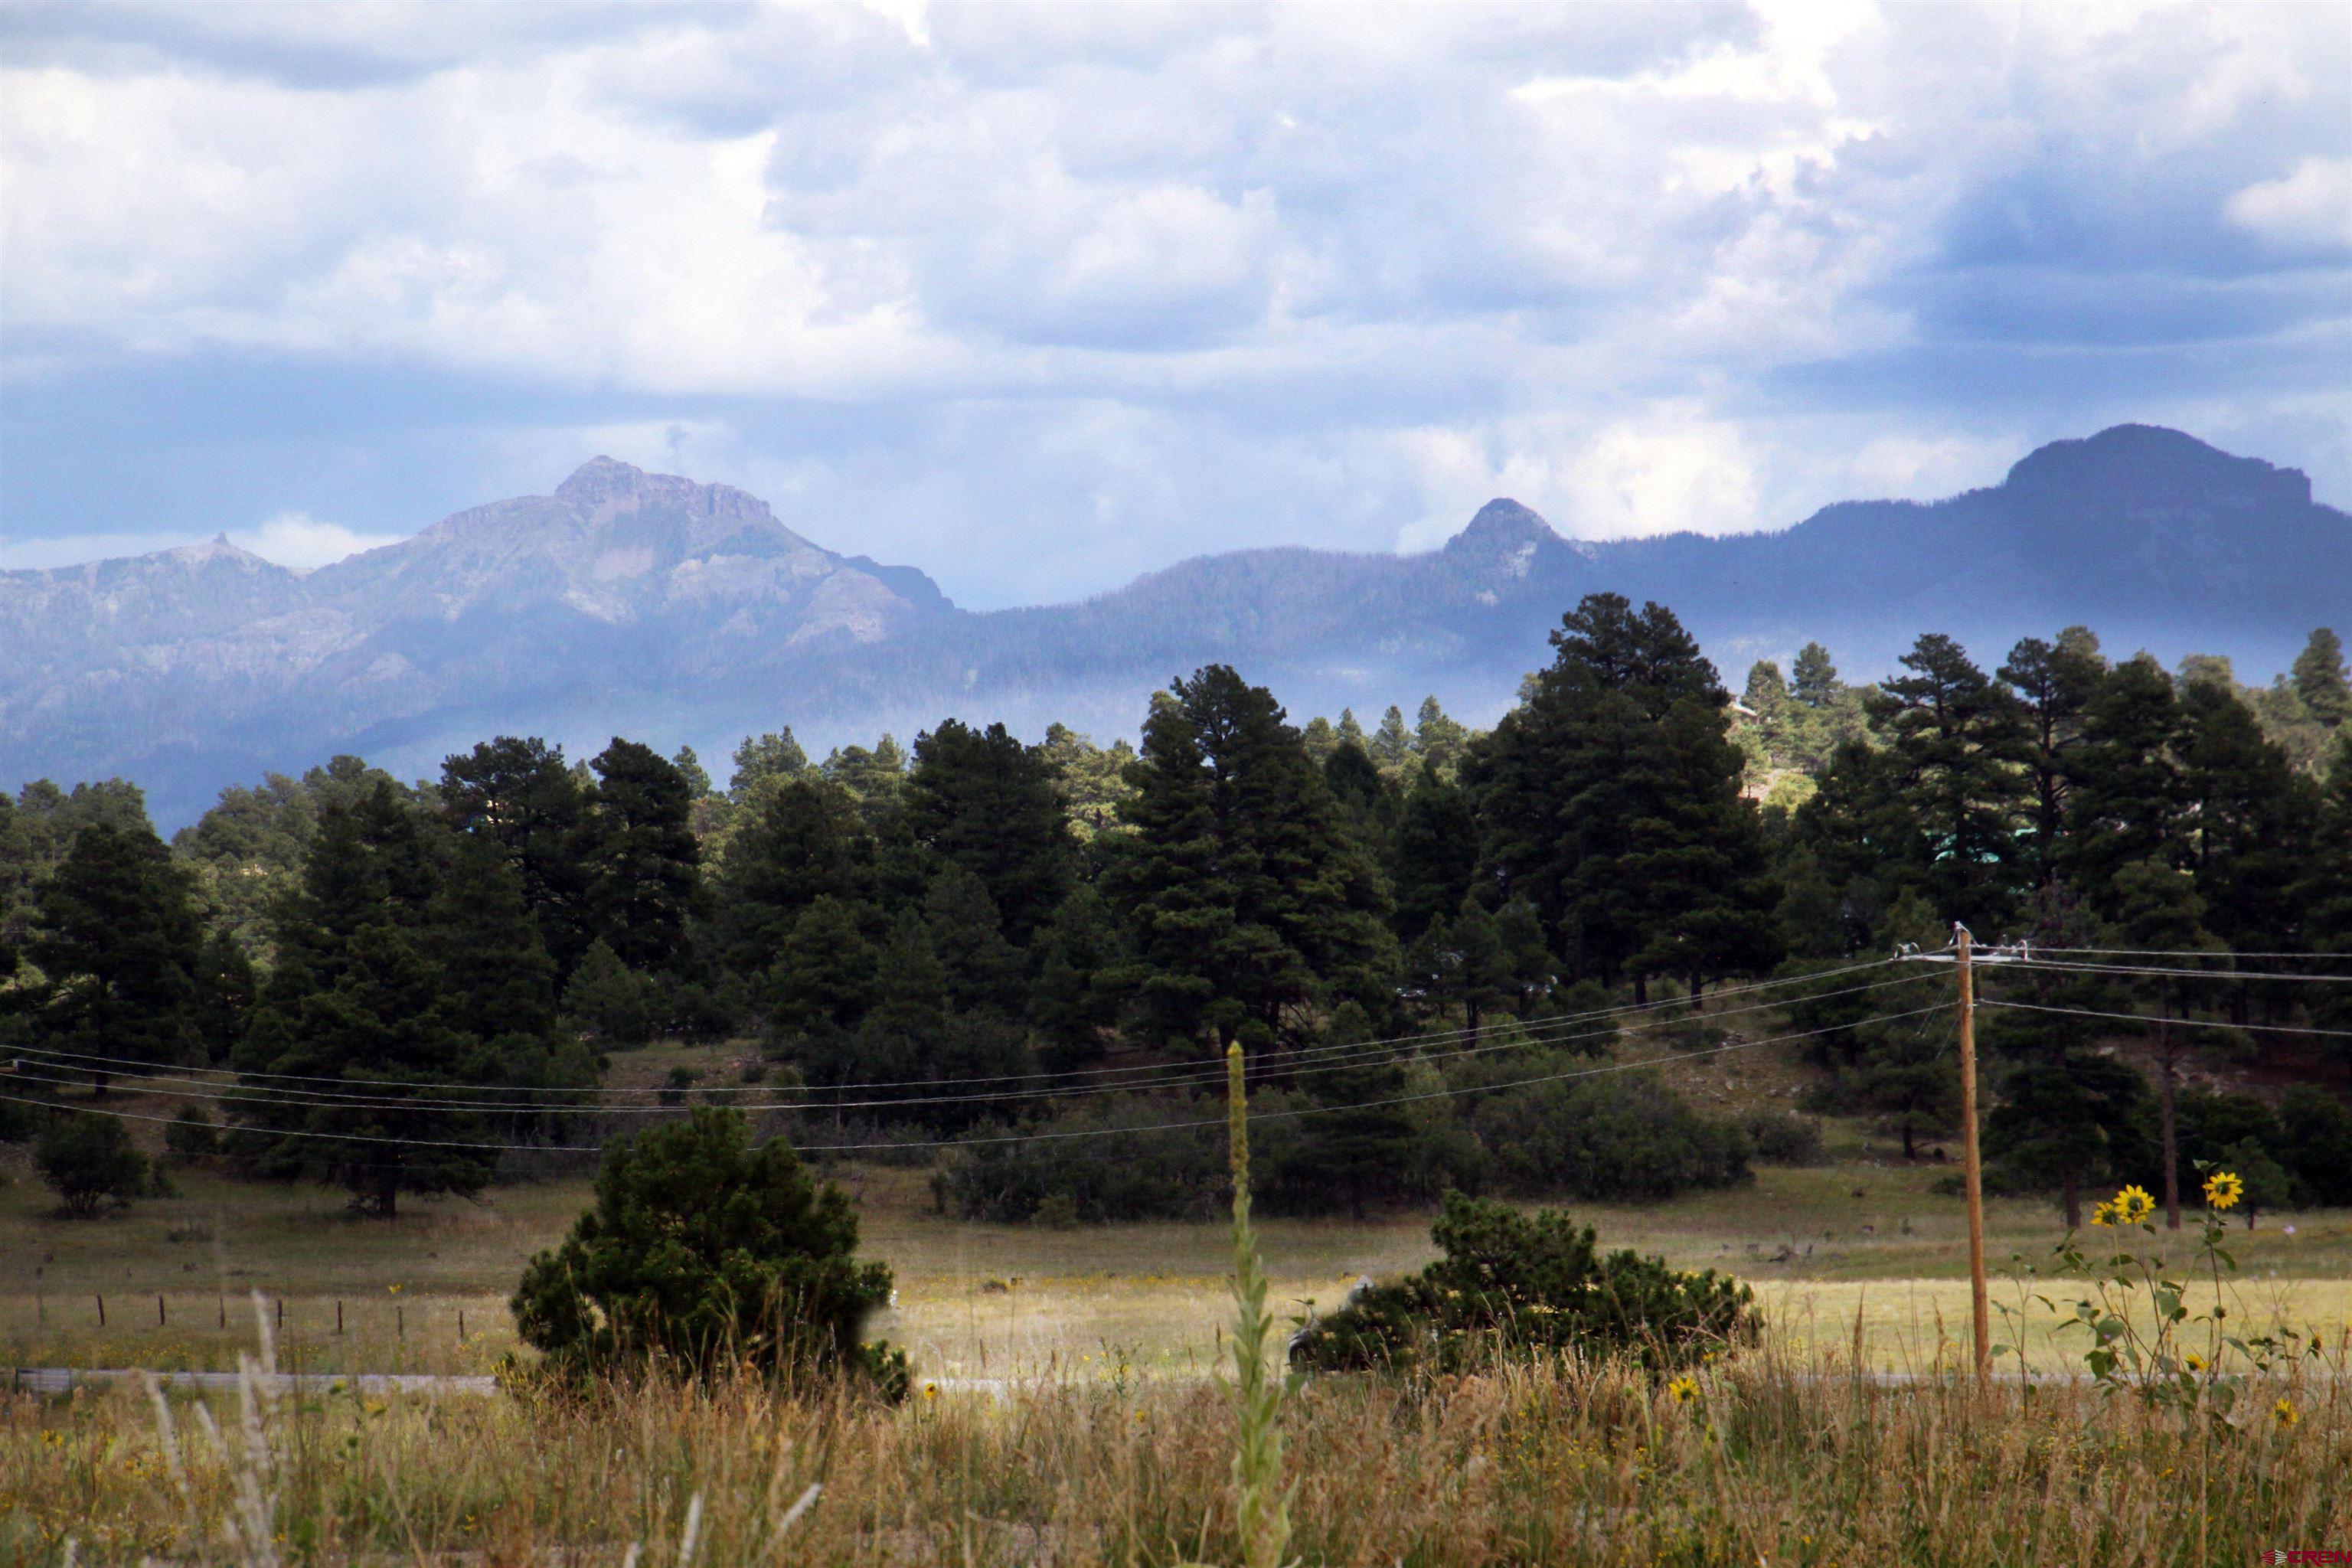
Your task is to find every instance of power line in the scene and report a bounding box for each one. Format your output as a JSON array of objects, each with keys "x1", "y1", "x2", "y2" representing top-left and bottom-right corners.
[
  {"x1": 1978, "y1": 998, "x2": 2352, "y2": 1039},
  {"x1": 5, "y1": 972, "x2": 1927, "y2": 1117},
  {"x1": 1994, "y1": 958, "x2": 2350, "y2": 985},
  {"x1": 2016, "y1": 946, "x2": 2349, "y2": 962},
  {"x1": 0, "y1": 1001, "x2": 1953, "y2": 1156},
  {"x1": 7, "y1": 956, "x2": 1903, "y2": 1100}
]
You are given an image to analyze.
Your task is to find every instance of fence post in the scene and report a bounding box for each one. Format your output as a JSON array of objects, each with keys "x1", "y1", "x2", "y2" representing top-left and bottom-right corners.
[
  {"x1": 157, "y1": 1294, "x2": 166, "y2": 1328},
  {"x1": 336, "y1": 1300, "x2": 345, "y2": 1335},
  {"x1": 96, "y1": 1294, "x2": 106, "y2": 1329}
]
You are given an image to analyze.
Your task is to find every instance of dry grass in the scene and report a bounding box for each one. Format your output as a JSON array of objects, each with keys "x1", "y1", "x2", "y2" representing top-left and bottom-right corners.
[
  {"x1": 8, "y1": 1159, "x2": 2352, "y2": 1378},
  {"x1": 4, "y1": 1331, "x2": 2344, "y2": 1566}
]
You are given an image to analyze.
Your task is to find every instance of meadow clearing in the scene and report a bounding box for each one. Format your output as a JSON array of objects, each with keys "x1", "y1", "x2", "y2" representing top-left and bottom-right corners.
[{"x1": 4, "y1": 1041, "x2": 2349, "y2": 1564}]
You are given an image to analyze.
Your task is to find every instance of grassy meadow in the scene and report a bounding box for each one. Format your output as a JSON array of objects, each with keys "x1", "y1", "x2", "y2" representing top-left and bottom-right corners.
[{"x1": 5, "y1": 1038, "x2": 2350, "y2": 1563}]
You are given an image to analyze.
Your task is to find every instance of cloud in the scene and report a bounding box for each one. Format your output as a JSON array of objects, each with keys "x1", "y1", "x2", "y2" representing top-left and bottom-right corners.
[
  {"x1": 230, "y1": 511, "x2": 403, "y2": 568},
  {"x1": 2, "y1": 2, "x2": 2347, "y2": 607},
  {"x1": 2227, "y1": 157, "x2": 2352, "y2": 251}
]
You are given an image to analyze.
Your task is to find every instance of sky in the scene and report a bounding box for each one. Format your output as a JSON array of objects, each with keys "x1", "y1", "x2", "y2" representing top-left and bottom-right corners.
[{"x1": 2, "y1": 1, "x2": 2347, "y2": 606}]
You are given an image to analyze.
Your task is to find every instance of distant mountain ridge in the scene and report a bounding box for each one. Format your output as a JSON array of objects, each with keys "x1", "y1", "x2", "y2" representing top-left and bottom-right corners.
[{"x1": 5, "y1": 424, "x2": 2345, "y2": 828}]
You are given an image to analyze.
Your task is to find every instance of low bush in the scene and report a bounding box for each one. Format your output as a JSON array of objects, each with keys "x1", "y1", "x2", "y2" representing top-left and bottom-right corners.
[
  {"x1": 165, "y1": 1104, "x2": 220, "y2": 1161},
  {"x1": 1289, "y1": 1191, "x2": 1756, "y2": 1373},
  {"x1": 939, "y1": 1094, "x2": 1235, "y2": 1222},
  {"x1": 35, "y1": 1112, "x2": 151, "y2": 1217},
  {"x1": 1744, "y1": 1109, "x2": 1829, "y2": 1167},
  {"x1": 1465, "y1": 1068, "x2": 1752, "y2": 1200},
  {"x1": 511, "y1": 1108, "x2": 905, "y2": 1395}
]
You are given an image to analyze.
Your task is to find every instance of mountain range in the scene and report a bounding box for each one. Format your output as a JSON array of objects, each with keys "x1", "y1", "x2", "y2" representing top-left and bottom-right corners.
[{"x1": 5, "y1": 423, "x2": 2346, "y2": 829}]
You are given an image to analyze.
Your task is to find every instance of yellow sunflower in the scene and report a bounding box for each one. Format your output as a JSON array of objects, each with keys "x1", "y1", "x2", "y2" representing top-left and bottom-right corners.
[
  {"x1": 2203, "y1": 1171, "x2": 2243, "y2": 1211},
  {"x1": 1667, "y1": 1375, "x2": 1699, "y2": 1405},
  {"x1": 2183, "y1": 1352, "x2": 2207, "y2": 1373},
  {"x1": 2115, "y1": 1185, "x2": 2156, "y2": 1224},
  {"x1": 2272, "y1": 1396, "x2": 2298, "y2": 1427},
  {"x1": 2090, "y1": 1200, "x2": 2118, "y2": 1228}
]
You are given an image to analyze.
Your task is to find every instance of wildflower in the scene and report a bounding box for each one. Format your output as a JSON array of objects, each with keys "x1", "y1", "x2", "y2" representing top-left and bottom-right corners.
[
  {"x1": 1667, "y1": 1375, "x2": 1699, "y2": 1405},
  {"x1": 2272, "y1": 1396, "x2": 2298, "y2": 1427},
  {"x1": 2203, "y1": 1171, "x2": 2243, "y2": 1211},
  {"x1": 2115, "y1": 1185, "x2": 2156, "y2": 1224},
  {"x1": 2183, "y1": 1353, "x2": 2206, "y2": 1373},
  {"x1": 921, "y1": 1381, "x2": 939, "y2": 1401},
  {"x1": 2090, "y1": 1200, "x2": 2118, "y2": 1228}
]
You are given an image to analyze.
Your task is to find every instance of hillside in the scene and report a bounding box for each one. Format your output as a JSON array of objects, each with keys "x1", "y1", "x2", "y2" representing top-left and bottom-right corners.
[{"x1": 4, "y1": 424, "x2": 2345, "y2": 826}]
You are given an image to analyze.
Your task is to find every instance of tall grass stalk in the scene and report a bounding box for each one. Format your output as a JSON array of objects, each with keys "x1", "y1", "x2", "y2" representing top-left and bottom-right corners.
[{"x1": 1223, "y1": 1040, "x2": 1292, "y2": 1568}]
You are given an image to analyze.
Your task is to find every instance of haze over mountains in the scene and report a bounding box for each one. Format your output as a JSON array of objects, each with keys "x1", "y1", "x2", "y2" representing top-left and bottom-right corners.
[{"x1": 5, "y1": 423, "x2": 2345, "y2": 828}]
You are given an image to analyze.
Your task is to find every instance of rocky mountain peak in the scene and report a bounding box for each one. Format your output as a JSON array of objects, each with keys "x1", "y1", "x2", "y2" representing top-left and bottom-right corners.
[
  {"x1": 1440, "y1": 498, "x2": 1560, "y2": 586},
  {"x1": 2004, "y1": 424, "x2": 2313, "y2": 511}
]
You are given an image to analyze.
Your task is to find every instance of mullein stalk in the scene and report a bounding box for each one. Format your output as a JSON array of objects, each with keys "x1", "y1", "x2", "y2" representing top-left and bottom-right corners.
[{"x1": 1226, "y1": 1040, "x2": 1292, "y2": 1568}]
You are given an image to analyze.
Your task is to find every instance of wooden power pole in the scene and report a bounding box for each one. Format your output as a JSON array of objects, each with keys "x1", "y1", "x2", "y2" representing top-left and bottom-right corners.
[{"x1": 1955, "y1": 923, "x2": 1990, "y2": 1384}]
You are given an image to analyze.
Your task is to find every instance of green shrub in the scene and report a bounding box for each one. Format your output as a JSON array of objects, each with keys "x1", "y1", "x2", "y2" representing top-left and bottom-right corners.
[
  {"x1": 1744, "y1": 1109, "x2": 1829, "y2": 1167},
  {"x1": 939, "y1": 1095, "x2": 1235, "y2": 1222},
  {"x1": 1289, "y1": 1191, "x2": 1756, "y2": 1373},
  {"x1": 2277, "y1": 1086, "x2": 2352, "y2": 1207},
  {"x1": 1465, "y1": 1069, "x2": 1752, "y2": 1200},
  {"x1": 165, "y1": 1105, "x2": 220, "y2": 1161},
  {"x1": 35, "y1": 1113, "x2": 151, "y2": 1217},
  {"x1": 511, "y1": 1108, "x2": 905, "y2": 1394}
]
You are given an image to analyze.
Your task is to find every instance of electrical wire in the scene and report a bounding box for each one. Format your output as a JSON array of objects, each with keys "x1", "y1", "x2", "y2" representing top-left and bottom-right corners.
[
  {"x1": 3, "y1": 972, "x2": 1931, "y2": 1116},
  {"x1": 5, "y1": 956, "x2": 1903, "y2": 1101},
  {"x1": 1991, "y1": 958, "x2": 2351, "y2": 985},
  {"x1": 1976, "y1": 998, "x2": 2352, "y2": 1039},
  {"x1": 0, "y1": 1002, "x2": 1954, "y2": 1155},
  {"x1": 2011, "y1": 946, "x2": 2349, "y2": 961}
]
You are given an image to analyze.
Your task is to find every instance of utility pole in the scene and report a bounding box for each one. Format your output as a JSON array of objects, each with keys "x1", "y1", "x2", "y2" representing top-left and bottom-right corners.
[{"x1": 1955, "y1": 923, "x2": 1989, "y2": 1385}]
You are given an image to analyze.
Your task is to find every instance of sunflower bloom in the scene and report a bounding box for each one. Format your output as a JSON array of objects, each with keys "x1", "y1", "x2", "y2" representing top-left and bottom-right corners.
[
  {"x1": 2204, "y1": 1171, "x2": 2243, "y2": 1211},
  {"x1": 1667, "y1": 1375, "x2": 1699, "y2": 1405},
  {"x1": 2115, "y1": 1185, "x2": 2156, "y2": 1224},
  {"x1": 2273, "y1": 1396, "x2": 2298, "y2": 1427},
  {"x1": 2184, "y1": 1353, "x2": 2206, "y2": 1373},
  {"x1": 2090, "y1": 1200, "x2": 2118, "y2": 1228}
]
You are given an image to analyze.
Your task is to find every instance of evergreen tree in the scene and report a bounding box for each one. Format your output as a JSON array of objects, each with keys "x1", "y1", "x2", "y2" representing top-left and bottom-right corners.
[
  {"x1": 711, "y1": 779, "x2": 871, "y2": 978},
  {"x1": 1864, "y1": 633, "x2": 2030, "y2": 933},
  {"x1": 21, "y1": 822, "x2": 205, "y2": 1092},
  {"x1": 1471, "y1": 593, "x2": 1776, "y2": 999},
  {"x1": 511, "y1": 1108, "x2": 903, "y2": 1390},
  {"x1": 2063, "y1": 654, "x2": 2185, "y2": 910},
  {"x1": 671, "y1": 746, "x2": 715, "y2": 800},
  {"x1": 923, "y1": 861, "x2": 1027, "y2": 1016},
  {"x1": 231, "y1": 921, "x2": 499, "y2": 1217},
  {"x1": 563, "y1": 938, "x2": 652, "y2": 1046},
  {"x1": 1031, "y1": 884, "x2": 1129, "y2": 1070},
  {"x1": 583, "y1": 738, "x2": 702, "y2": 972},
  {"x1": 437, "y1": 737, "x2": 592, "y2": 972},
  {"x1": 190, "y1": 930, "x2": 256, "y2": 1064},
  {"x1": 2175, "y1": 679, "x2": 2311, "y2": 962},
  {"x1": 767, "y1": 897, "x2": 880, "y2": 1037},
  {"x1": 1389, "y1": 763, "x2": 1478, "y2": 943},
  {"x1": 903, "y1": 720, "x2": 1073, "y2": 946},
  {"x1": 1998, "y1": 630, "x2": 2106, "y2": 893},
  {"x1": 1981, "y1": 890, "x2": 2148, "y2": 1226},
  {"x1": 1037, "y1": 724, "x2": 1136, "y2": 841},
  {"x1": 1493, "y1": 897, "x2": 1554, "y2": 1014},
  {"x1": 430, "y1": 833, "x2": 561, "y2": 1044},
  {"x1": 1413, "y1": 697, "x2": 1468, "y2": 777},
  {"x1": 1370, "y1": 705, "x2": 1414, "y2": 774},
  {"x1": 2291, "y1": 629, "x2": 2349, "y2": 729},
  {"x1": 2102, "y1": 860, "x2": 2223, "y2": 1228},
  {"x1": 2301, "y1": 730, "x2": 2352, "y2": 1043},
  {"x1": 1791, "y1": 642, "x2": 1841, "y2": 710},
  {"x1": 819, "y1": 736, "x2": 909, "y2": 825},
  {"x1": 1335, "y1": 709, "x2": 1368, "y2": 751},
  {"x1": 1109, "y1": 665, "x2": 1396, "y2": 1052},
  {"x1": 1321, "y1": 740, "x2": 1393, "y2": 860},
  {"x1": 730, "y1": 730, "x2": 811, "y2": 798}
]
